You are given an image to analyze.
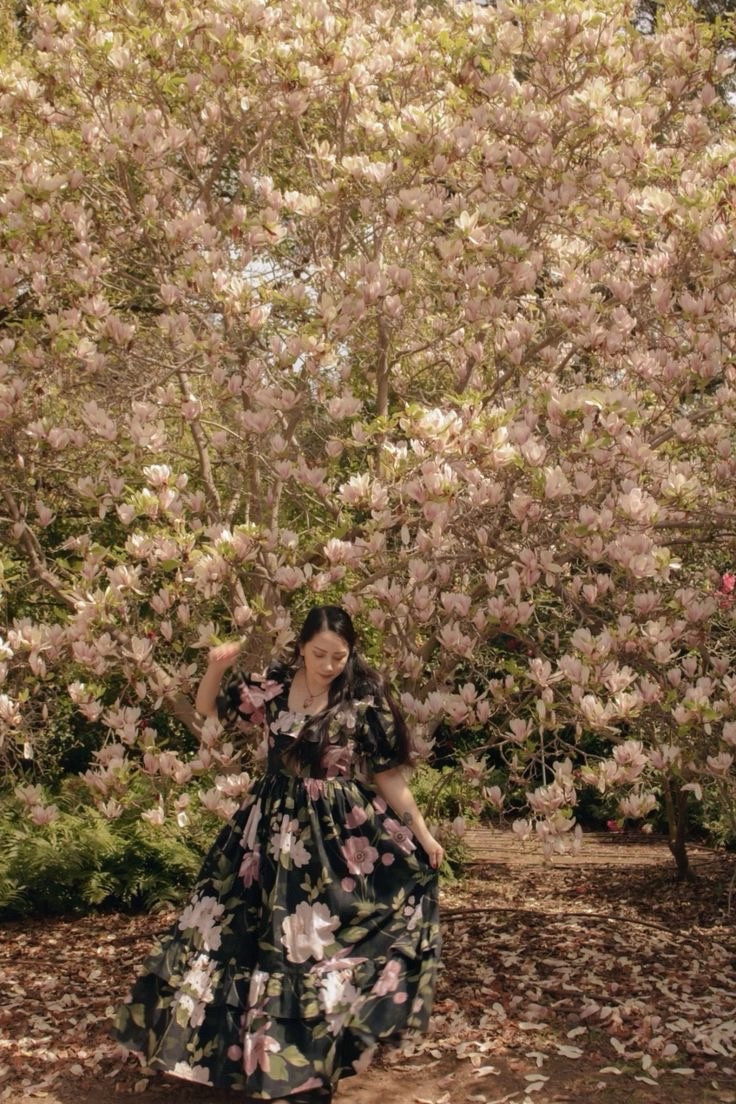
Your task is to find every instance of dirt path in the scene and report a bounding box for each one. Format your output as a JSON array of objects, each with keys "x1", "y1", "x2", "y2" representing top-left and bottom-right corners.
[
  {"x1": 2, "y1": 832, "x2": 735, "y2": 1104},
  {"x1": 464, "y1": 826, "x2": 719, "y2": 867}
]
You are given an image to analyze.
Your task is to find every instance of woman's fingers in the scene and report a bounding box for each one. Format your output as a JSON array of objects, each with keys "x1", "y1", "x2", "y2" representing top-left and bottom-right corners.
[
  {"x1": 422, "y1": 837, "x2": 444, "y2": 869},
  {"x1": 207, "y1": 640, "x2": 242, "y2": 666}
]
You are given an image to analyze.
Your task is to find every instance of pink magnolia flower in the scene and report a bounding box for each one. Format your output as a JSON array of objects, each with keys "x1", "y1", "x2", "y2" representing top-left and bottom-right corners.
[
  {"x1": 342, "y1": 836, "x2": 379, "y2": 876},
  {"x1": 29, "y1": 803, "x2": 59, "y2": 826}
]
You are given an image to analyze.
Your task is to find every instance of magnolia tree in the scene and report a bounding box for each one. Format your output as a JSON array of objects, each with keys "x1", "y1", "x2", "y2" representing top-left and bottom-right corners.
[{"x1": 2, "y1": 0, "x2": 736, "y2": 879}]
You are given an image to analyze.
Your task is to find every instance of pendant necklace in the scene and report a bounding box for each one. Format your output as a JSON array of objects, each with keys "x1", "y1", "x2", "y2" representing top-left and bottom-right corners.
[{"x1": 303, "y1": 672, "x2": 326, "y2": 710}]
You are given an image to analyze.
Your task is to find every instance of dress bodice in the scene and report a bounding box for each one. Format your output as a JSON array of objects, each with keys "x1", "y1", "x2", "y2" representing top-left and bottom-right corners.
[{"x1": 216, "y1": 667, "x2": 404, "y2": 780}]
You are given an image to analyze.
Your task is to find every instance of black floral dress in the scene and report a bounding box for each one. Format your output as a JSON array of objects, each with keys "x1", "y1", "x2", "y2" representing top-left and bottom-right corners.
[{"x1": 112, "y1": 670, "x2": 441, "y2": 1099}]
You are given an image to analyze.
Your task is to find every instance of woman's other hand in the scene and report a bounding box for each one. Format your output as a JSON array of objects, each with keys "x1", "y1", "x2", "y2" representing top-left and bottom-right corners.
[
  {"x1": 207, "y1": 640, "x2": 243, "y2": 669},
  {"x1": 196, "y1": 640, "x2": 243, "y2": 716}
]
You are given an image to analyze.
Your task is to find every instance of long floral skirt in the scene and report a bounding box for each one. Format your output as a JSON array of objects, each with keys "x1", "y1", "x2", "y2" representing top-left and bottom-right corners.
[{"x1": 112, "y1": 768, "x2": 441, "y2": 1098}]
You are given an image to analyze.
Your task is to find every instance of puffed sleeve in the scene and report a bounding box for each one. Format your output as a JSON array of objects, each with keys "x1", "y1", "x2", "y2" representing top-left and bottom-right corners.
[
  {"x1": 216, "y1": 670, "x2": 283, "y2": 729},
  {"x1": 359, "y1": 698, "x2": 405, "y2": 774}
]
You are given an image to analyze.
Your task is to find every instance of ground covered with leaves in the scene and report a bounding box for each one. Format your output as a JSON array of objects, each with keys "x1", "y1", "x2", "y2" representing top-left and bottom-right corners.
[{"x1": 1, "y1": 834, "x2": 735, "y2": 1104}]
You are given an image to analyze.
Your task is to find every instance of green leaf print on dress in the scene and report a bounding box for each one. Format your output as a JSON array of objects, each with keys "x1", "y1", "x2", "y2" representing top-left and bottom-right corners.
[{"x1": 112, "y1": 671, "x2": 440, "y2": 1099}]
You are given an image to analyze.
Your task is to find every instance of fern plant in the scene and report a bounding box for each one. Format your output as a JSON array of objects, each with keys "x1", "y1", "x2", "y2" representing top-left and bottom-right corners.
[{"x1": 0, "y1": 778, "x2": 221, "y2": 918}]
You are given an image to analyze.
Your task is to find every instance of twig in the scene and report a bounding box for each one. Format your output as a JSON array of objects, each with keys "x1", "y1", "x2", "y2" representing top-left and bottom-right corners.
[{"x1": 440, "y1": 904, "x2": 715, "y2": 942}]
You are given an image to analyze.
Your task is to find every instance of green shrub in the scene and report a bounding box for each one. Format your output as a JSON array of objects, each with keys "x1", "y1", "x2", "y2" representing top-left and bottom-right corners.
[
  {"x1": 0, "y1": 780, "x2": 222, "y2": 918},
  {"x1": 409, "y1": 762, "x2": 477, "y2": 877}
]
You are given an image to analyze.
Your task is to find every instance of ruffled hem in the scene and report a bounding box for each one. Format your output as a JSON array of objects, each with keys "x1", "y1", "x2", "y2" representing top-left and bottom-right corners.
[
  {"x1": 114, "y1": 943, "x2": 439, "y2": 1093},
  {"x1": 113, "y1": 743, "x2": 440, "y2": 1096}
]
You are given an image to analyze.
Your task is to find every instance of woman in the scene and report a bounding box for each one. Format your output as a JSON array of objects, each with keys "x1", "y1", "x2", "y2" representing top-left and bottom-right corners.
[{"x1": 113, "y1": 605, "x2": 442, "y2": 1103}]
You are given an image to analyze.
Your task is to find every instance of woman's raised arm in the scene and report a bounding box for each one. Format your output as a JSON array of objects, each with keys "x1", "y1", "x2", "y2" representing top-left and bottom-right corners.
[{"x1": 194, "y1": 641, "x2": 243, "y2": 717}]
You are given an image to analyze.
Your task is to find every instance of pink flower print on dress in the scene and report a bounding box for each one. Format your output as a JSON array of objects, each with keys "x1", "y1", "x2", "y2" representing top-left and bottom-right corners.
[
  {"x1": 281, "y1": 901, "x2": 341, "y2": 964},
  {"x1": 268, "y1": 814, "x2": 310, "y2": 867},
  {"x1": 238, "y1": 844, "x2": 261, "y2": 887},
  {"x1": 242, "y1": 1020, "x2": 281, "y2": 1075},
  {"x1": 171, "y1": 1062, "x2": 211, "y2": 1084},
  {"x1": 238, "y1": 679, "x2": 283, "y2": 724},
  {"x1": 383, "y1": 817, "x2": 416, "y2": 854},
  {"x1": 321, "y1": 742, "x2": 354, "y2": 779},
  {"x1": 318, "y1": 969, "x2": 360, "y2": 1035},
  {"x1": 303, "y1": 778, "x2": 326, "y2": 799},
  {"x1": 342, "y1": 836, "x2": 379, "y2": 876},
  {"x1": 344, "y1": 803, "x2": 368, "y2": 829},
  {"x1": 177, "y1": 894, "x2": 226, "y2": 952},
  {"x1": 171, "y1": 953, "x2": 216, "y2": 1028},
  {"x1": 293, "y1": 1077, "x2": 327, "y2": 1094},
  {"x1": 372, "y1": 958, "x2": 402, "y2": 996},
  {"x1": 239, "y1": 802, "x2": 262, "y2": 852}
]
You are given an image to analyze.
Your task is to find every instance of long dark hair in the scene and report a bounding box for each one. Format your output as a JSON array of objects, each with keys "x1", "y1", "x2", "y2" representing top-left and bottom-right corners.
[{"x1": 271, "y1": 605, "x2": 413, "y2": 775}]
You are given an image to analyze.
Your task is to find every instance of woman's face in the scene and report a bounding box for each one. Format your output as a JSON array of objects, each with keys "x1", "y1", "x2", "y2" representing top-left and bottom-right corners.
[{"x1": 300, "y1": 630, "x2": 350, "y2": 687}]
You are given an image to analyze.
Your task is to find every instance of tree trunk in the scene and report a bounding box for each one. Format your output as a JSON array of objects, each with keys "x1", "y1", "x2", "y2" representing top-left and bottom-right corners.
[{"x1": 663, "y1": 779, "x2": 693, "y2": 882}]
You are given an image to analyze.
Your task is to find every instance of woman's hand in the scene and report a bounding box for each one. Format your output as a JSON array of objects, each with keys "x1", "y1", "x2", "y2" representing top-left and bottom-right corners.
[
  {"x1": 207, "y1": 640, "x2": 243, "y2": 669},
  {"x1": 418, "y1": 833, "x2": 444, "y2": 870},
  {"x1": 372, "y1": 768, "x2": 445, "y2": 872},
  {"x1": 195, "y1": 641, "x2": 243, "y2": 717}
]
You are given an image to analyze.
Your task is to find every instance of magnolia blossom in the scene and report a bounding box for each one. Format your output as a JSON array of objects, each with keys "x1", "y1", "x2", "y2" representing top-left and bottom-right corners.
[
  {"x1": 29, "y1": 803, "x2": 59, "y2": 825},
  {"x1": 15, "y1": 783, "x2": 45, "y2": 806},
  {"x1": 722, "y1": 723, "x2": 736, "y2": 749},
  {"x1": 706, "y1": 753, "x2": 734, "y2": 777},
  {"x1": 511, "y1": 818, "x2": 532, "y2": 841},
  {"x1": 612, "y1": 740, "x2": 648, "y2": 782},
  {"x1": 483, "y1": 785, "x2": 504, "y2": 811},
  {"x1": 618, "y1": 791, "x2": 658, "y2": 820},
  {"x1": 4, "y1": 0, "x2": 736, "y2": 886},
  {"x1": 460, "y1": 753, "x2": 486, "y2": 785}
]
